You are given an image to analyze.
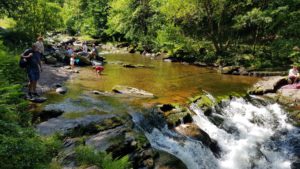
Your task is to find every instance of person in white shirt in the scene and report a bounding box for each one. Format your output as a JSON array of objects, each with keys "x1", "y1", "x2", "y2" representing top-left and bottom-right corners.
[
  {"x1": 288, "y1": 65, "x2": 299, "y2": 84},
  {"x1": 70, "y1": 54, "x2": 76, "y2": 70}
]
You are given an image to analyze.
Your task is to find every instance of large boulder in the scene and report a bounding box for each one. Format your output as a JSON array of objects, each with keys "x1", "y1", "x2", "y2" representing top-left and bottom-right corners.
[
  {"x1": 76, "y1": 55, "x2": 91, "y2": 66},
  {"x1": 112, "y1": 85, "x2": 154, "y2": 98},
  {"x1": 248, "y1": 76, "x2": 288, "y2": 95}
]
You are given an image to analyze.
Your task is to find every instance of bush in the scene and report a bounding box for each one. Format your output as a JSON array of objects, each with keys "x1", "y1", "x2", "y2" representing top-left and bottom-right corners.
[
  {"x1": 0, "y1": 41, "x2": 62, "y2": 169},
  {"x1": 75, "y1": 145, "x2": 130, "y2": 169}
]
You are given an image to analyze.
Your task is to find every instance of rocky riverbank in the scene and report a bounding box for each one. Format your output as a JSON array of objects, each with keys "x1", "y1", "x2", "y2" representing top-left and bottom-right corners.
[{"x1": 248, "y1": 76, "x2": 300, "y2": 125}]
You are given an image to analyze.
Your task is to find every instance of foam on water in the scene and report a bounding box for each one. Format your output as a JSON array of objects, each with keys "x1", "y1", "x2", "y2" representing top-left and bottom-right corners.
[
  {"x1": 191, "y1": 96, "x2": 298, "y2": 169},
  {"x1": 132, "y1": 96, "x2": 299, "y2": 169}
]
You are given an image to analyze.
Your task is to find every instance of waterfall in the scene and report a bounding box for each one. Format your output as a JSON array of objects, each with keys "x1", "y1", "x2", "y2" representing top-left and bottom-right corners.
[
  {"x1": 191, "y1": 96, "x2": 299, "y2": 169},
  {"x1": 131, "y1": 95, "x2": 300, "y2": 169}
]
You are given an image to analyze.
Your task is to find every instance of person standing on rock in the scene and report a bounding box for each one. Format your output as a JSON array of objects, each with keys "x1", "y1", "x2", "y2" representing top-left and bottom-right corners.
[
  {"x1": 21, "y1": 43, "x2": 43, "y2": 99},
  {"x1": 288, "y1": 65, "x2": 300, "y2": 84}
]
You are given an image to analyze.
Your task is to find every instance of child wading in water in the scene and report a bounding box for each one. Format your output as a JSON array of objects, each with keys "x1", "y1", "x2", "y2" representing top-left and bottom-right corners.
[
  {"x1": 70, "y1": 54, "x2": 76, "y2": 70},
  {"x1": 95, "y1": 65, "x2": 104, "y2": 77}
]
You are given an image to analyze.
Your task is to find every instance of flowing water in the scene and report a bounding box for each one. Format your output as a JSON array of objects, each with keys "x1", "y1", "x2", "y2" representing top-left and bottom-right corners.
[{"x1": 41, "y1": 53, "x2": 300, "y2": 169}]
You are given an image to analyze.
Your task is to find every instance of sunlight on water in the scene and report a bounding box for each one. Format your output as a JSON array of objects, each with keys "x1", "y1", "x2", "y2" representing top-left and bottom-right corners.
[{"x1": 67, "y1": 53, "x2": 259, "y2": 104}]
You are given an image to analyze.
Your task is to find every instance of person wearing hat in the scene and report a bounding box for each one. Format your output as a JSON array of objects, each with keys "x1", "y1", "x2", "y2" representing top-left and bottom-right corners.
[
  {"x1": 21, "y1": 43, "x2": 43, "y2": 99},
  {"x1": 288, "y1": 65, "x2": 299, "y2": 84}
]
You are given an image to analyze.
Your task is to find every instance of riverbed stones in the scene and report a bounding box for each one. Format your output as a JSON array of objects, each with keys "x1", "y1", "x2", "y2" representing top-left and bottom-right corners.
[{"x1": 56, "y1": 87, "x2": 68, "y2": 94}]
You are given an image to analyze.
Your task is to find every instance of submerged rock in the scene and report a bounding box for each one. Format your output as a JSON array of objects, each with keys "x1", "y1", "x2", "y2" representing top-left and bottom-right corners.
[{"x1": 112, "y1": 85, "x2": 154, "y2": 98}]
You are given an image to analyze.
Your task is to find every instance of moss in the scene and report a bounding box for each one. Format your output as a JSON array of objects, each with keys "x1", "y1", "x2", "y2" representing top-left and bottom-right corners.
[
  {"x1": 65, "y1": 116, "x2": 124, "y2": 137},
  {"x1": 161, "y1": 105, "x2": 193, "y2": 128}
]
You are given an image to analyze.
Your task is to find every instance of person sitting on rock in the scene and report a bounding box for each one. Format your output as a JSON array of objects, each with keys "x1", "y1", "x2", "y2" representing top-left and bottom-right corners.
[
  {"x1": 288, "y1": 65, "x2": 299, "y2": 84},
  {"x1": 89, "y1": 44, "x2": 99, "y2": 61}
]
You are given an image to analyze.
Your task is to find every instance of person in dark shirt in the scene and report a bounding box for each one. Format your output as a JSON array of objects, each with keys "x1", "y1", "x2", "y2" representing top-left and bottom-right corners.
[{"x1": 21, "y1": 43, "x2": 42, "y2": 99}]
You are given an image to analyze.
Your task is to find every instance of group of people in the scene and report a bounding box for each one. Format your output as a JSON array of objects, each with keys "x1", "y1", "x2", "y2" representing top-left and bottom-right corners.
[{"x1": 21, "y1": 36, "x2": 104, "y2": 99}]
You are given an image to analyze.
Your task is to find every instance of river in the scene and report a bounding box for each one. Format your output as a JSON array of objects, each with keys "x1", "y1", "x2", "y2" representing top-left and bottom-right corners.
[{"x1": 38, "y1": 53, "x2": 300, "y2": 169}]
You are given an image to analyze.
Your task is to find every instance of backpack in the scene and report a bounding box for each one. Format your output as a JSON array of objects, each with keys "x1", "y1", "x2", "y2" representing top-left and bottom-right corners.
[
  {"x1": 19, "y1": 57, "x2": 27, "y2": 68},
  {"x1": 19, "y1": 49, "x2": 33, "y2": 68}
]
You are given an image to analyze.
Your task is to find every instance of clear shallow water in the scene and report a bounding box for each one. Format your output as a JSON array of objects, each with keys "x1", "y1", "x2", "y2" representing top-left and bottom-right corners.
[{"x1": 60, "y1": 53, "x2": 259, "y2": 105}]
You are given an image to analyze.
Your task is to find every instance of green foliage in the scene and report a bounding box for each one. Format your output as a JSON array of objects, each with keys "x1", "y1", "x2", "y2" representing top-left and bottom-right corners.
[
  {"x1": 75, "y1": 145, "x2": 130, "y2": 169},
  {"x1": 0, "y1": 42, "x2": 62, "y2": 169}
]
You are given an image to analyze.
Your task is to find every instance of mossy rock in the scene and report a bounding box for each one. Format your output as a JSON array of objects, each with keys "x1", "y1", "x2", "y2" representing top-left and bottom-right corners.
[
  {"x1": 157, "y1": 104, "x2": 193, "y2": 128},
  {"x1": 289, "y1": 110, "x2": 300, "y2": 127},
  {"x1": 65, "y1": 116, "x2": 124, "y2": 137},
  {"x1": 190, "y1": 95, "x2": 215, "y2": 116}
]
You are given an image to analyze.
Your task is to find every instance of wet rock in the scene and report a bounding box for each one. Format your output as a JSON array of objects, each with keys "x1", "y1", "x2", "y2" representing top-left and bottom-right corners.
[
  {"x1": 76, "y1": 55, "x2": 91, "y2": 65},
  {"x1": 291, "y1": 161, "x2": 300, "y2": 169},
  {"x1": 277, "y1": 89, "x2": 300, "y2": 106},
  {"x1": 45, "y1": 55, "x2": 57, "y2": 64},
  {"x1": 36, "y1": 114, "x2": 115, "y2": 136},
  {"x1": 65, "y1": 116, "x2": 124, "y2": 137},
  {"x1": 157, "y1": 104, "x2": 193, "y2": 128},
  {"x1": 86, "y1": 126, "x2": 126, "y2": 152},
  {"x1": 52, "y1": 83, "x2": 62, "y2": 88},
  {"x1": 143, "y1": 158, "x2": 154, "y2": 168},
  {"x1": 194, "y1": 62, "x2": 208, "y2": 67},
  {"x1": 56, "y1": 87, "x2": 68, "y2": 94},
  {"x1": 219, "y1": 66, "x2": 240, "y2": 74},
  {"x1": 122, "y1": 64, "x2": 153, "y2": 69},
  {"x1": 33, "y1": 109, "x2": 64, "y2": 123},
  {"x1": 174, "y1": 123, "x2": 220, "y2": 157},
  {"x1": 159, "y1": 104, "x2": 175, "y2": 112},
  {"x1": 30, "y1": 97, "x2": 47, "y2": 103},
  {"x1": 112, "y1": 85, "x2": 154, "y2": 98},
  {"x1": 191, "y1": 95, "x2": 215, "y2": 116},
  {"x1": 154, "y1": 151, "x2": 188, "y2": 169},
  {"x1": 248, "y1": 76, "x2": 288, "y2": 95}
]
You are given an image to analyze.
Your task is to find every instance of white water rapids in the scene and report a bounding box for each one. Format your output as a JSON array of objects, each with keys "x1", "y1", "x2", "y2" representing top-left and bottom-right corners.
[{"x1": 132, "y1": 96, "x2": 300, "y2": 169}]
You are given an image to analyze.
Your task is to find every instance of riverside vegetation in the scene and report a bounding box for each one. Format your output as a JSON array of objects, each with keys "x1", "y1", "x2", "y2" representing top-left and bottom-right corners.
[{"x1": 1, "y1": 0, "x2": 300, "y2": 169}]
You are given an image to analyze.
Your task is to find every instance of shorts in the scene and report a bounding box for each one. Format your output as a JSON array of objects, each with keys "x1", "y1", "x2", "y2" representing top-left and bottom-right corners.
[
  {"x1": 96, "y1": 66, "x2": 104, "y2": 72},
  {"x1": 27, "y1": 69, "x2": 40, "y2": 81}
]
